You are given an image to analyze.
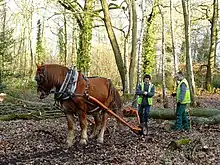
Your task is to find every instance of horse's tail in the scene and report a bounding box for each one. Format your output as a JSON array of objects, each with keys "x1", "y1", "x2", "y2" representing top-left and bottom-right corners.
[
  {"x1": 107, "y1": 79, "x2": 123, "y2": 116},
  {"x1": 107, "y1": 79, "x2": 124, "y2": 131},
  {"x1": 107, "y1": 78, "x2": 113, "y2": 100}
]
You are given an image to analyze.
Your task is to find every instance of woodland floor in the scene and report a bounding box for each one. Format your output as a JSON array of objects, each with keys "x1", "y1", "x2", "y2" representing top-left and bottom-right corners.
[{"x1": 0, "y1": 94, "x2": 220, "y2": 165}]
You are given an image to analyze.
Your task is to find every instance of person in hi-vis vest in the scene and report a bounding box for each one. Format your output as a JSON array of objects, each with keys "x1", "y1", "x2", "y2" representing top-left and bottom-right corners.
[
  {"x1": 172, "y1": 71, "x2": 191, "y2": 131},
  {"x1": 136, "y1": 74, "x2": 155, "y2": 134}
]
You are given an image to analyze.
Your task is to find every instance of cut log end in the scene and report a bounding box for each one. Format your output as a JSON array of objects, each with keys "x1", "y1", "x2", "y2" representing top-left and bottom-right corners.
[{"x1": 168, "y1": 138, "x2": 192, "y2": 150}]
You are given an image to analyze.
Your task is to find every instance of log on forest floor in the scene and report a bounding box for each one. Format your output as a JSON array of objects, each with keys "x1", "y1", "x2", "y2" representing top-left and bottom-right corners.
[
  {"x1": 168, "y1": 138, "x2": 209, "y2": 160},
  {"x1": 0, "y1": 111, "x2": 65, "y2": 121},
  {"x1": 149, "y1": 108, "x2": 220, "y2": 120},
  {"x1": 123, "y1": 107, "x2": 220, "y2": 125},
  {"x1": 190, "y1": 115, "x2": 220, "y2": 125},
  {"x1": 168, "y1": 138, "x2": 192, "y2": 150},
  {"x1": 1, "y1": 102, "x2": 220, "y2": 124},
  {"x1": 0, "y1": 101, "x2": 61, "y2": 115}
]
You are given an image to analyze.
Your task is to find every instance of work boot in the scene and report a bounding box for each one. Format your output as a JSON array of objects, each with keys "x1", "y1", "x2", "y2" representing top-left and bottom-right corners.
[
  {"x1": 140, "y1": 122, "x2": 144, "y2": 128},
  {"x1": 183, "y1": 126, "x2": 190, "y2": 132},
  {"x1": 170, "y1": 125, "x2": 182, "y2": 131},
  {"x1": 142, "y1": 122, "x2": 148, "y2": 135}
]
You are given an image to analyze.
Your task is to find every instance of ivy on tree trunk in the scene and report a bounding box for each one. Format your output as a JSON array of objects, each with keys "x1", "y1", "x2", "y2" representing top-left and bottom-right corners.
[{"x1": 77, "y1": 0, "x2": 93, "y2": 74}]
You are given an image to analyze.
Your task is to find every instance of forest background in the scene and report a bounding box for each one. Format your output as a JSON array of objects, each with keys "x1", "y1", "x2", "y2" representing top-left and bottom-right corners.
[{"x1": 0, "y1": 0, "x2": 219, "y2": 106}]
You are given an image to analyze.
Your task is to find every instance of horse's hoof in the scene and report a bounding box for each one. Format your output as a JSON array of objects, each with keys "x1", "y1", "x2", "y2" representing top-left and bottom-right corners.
[
  {"x1": 80, "y1": 139, "x2": 87, "y2": 145},
  {"x1": 97, "y1": 138, "x2": 104, "y2": 144},
  {"x1": 67, "y1": 140, "x2": 74, "y2": 148},
  {"x1": 90, "y1": 134, "x2": 96, "y2": 139}
]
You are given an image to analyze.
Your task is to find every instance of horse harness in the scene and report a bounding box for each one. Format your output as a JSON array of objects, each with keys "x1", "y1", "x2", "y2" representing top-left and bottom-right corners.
[
  {"x1": 52, "y1": 68, "x2": 88, "y2": 100},
  {"x1": 36, "y1": 67, "x2": 112, "y2": 113},
  {"x1": 52, "y1": 68, "x2": 102, "y2": 113}
]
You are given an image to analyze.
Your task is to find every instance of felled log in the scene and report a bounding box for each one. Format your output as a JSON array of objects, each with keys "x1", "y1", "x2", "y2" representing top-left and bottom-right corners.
[
  {"x1": 149, "y1": 108, "x2": 220, "y2": 120},
  {"x1": 123, "y1": 106, "x2": 220, "y2": 125},
  {"x1": 168, "y1": 138, "x2": 192, "y2": 149},
  {"x1": 150, "y1": 108, "x2": 220, "y2": 124},
  {"x1": 123, "y1": 107, "x2": 220, "y2": 119},
  {"x1": 190, "y1": 115, "x2": 220, "y2": 125},
  {"x1": 0, "y1": 111, "x2": 64, "y2": 121},
  {"x1": 0, "y1": 101, "x2": 61, "y2": 116}
]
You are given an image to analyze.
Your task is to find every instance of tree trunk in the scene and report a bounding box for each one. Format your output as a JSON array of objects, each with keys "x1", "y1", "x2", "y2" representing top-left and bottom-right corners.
[
  {"x1": 142, "y1": 0, "x2": 158, "y2": 75},
  {"x1": 123, "y1": 37, "x2": 129, "y2": 93},
  {"x1": 0, "y1": 1, "x2": 6, "y2": 88},
  {"x1": 205, "y1": 0, "x2": 218, "y2": 91},
  {"x1": 181, "y1": 0, "x2": 196, "y2": 106},
  {"x1": 136, "y1": 0, "x2": 147, "y2": 86},
  {"x1": 100, "y1": 0, "x2": 125, "y2": 91},
  {"x1": 58, "y1": 0, "x2": 93, "y2": 74},
  {"x1": 77, "y1": 0, "x2": 94, "y2": 74},
  {"x1": 123, "y1": 0, "x2": 132, "y2": 94},
  {"x1": 29, "y1": 39, "x2": 33, "y2": 77},
  {"x1": 63, "y1": 11, "x2": 68, "y2": 66},
  {"x1": 129, "y1": 0, "x2": 137, "y2": 94},
  {"x1": 158, "y1": 5, "x2": 169, "y2": 108},
  {"x1": 170, "y1": 0, "x2": 178, "y2": 74},
  {"x1": 71, "y1": 20, "x2": 77, "y2": 66}
]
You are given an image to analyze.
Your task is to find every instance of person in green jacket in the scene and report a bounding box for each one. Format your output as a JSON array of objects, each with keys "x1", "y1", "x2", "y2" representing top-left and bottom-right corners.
[
  {"x1": 172, "y1": 71, "x2": 191, "y2": 131},
  {"x1": 136, "y1": 74, "x2": 155, "y2": 135}
]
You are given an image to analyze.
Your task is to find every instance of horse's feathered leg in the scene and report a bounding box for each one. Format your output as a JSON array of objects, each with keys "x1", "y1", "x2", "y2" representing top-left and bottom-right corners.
[
  {"x1": 66, "y1": 113, "x2": 76, "y2": 147},
  {"x1": 79, "y1": 110, "x2": 88, "y2": 145},
  {"x1": 97, "y1": 111, "x2": 108, "y2": 143},
  {"x1": 90, "y1": 114, "x2": 101, "y2": 139}
]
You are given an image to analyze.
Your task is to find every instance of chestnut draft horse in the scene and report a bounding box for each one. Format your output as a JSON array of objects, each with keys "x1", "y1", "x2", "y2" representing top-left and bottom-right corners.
[{"x1": 35, "y1": 64, "x2": 122, "y2": 146}]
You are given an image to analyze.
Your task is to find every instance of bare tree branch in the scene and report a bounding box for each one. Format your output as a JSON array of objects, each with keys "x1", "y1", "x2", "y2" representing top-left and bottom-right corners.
[{"x1": 58, "y1": 0, "x2": 83, "y2": 28}]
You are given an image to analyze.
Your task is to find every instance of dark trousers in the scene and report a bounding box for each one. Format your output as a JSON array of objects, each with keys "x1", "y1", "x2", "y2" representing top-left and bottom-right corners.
[
  {"x1": 138, "y1": 104, "x2": 151, "y2": 124},
  {"x1": 175, "y1": 103, "x2": 189, "y2": 130}
]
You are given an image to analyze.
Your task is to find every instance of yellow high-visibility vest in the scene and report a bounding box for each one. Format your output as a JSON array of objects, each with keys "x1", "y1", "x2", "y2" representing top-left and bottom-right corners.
[{"x1": 137, "y1": 82, "x2": 153, "y2": 105}]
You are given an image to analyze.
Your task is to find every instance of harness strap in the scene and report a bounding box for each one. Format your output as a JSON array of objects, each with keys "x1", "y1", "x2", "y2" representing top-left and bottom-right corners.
[
  {"x1": 59, "y1": 69, "x2": 73, "y2": 94},
  {"x1": 55, "y1": 68, "x2": 79, "y2": 100},
  {"x1": 82, "y1": 74, "x2": 89, "y2": 97}
]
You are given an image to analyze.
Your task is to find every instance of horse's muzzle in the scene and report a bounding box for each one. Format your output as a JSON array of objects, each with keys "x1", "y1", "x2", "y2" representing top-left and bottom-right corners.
[{"x1": 38, "y1": 91, "x2": 49, "y2": 99}]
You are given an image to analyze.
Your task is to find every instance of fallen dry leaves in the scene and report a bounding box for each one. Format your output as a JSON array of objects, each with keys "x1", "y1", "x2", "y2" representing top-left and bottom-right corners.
[{"x1": 0, "y1": 95, "x2": 220, "y2": 164}]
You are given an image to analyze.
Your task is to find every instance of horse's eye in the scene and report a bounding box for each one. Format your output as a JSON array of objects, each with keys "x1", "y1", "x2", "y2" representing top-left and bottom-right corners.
[
  {"x1": 35, "y1": 75, "x2": 38, "y2": 81},
  {"x1": 35, "y1": 73, "x2": 45, "y2": 85},
  {"x1": 35, "y1": 74, "x2": 40, "y2": 82}
]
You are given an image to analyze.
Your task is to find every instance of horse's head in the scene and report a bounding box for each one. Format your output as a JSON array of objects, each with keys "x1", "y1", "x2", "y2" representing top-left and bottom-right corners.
[
  {"x1": 35, "y1": 64, "x2": 52, "y2": 99},
  {"x1": 35, "y1": 64, "x2": 70, "y2": 99}
]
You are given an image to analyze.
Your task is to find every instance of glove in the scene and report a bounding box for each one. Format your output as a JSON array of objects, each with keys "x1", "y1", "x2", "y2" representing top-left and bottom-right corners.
[
  {"x1": 143, "y1": 91, "x2": 148, "y2": 95},
  {"x1": 171, "y1": 92, "x2": 176, "y2": 97}
]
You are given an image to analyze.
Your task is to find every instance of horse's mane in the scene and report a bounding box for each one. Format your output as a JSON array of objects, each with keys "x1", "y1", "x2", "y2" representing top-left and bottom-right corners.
[{"x1": 43, "y1": 64, "x2": 69, "y2": 87}]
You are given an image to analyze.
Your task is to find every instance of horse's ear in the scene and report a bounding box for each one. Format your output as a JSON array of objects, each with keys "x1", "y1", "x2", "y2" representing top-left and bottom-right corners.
[{"x1": 36, "y1": 63, "x2": 40, "y2": 68}]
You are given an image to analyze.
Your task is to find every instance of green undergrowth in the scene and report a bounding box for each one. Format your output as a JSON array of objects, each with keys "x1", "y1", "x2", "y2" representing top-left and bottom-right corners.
[{"x1": 1, "y1": 76, "x2": 38, "y2": 102}]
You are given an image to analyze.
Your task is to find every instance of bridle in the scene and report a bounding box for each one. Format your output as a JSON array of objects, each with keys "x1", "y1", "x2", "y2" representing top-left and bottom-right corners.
[{"x1": 35, "y1": 66, "x2": 51, "y2": 99}]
